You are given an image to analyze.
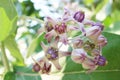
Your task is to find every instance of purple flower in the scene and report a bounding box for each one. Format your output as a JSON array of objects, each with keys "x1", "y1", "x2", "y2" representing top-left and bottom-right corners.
[
  {"x1": 35, "y1": 8, "x2": 108, "y2": 74},
  {"x1": 40, "y1": 40, "x2": 71, "y2": 70},
  {"x1": 46, "y1": 47, "x2": 58, "y2": 60}
]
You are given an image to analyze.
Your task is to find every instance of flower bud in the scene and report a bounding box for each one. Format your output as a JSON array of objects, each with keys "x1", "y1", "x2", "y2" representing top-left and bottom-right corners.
[
  {"x1": 91, "y1": 49, "x2": 100, "y2": 56},
  {"x1": 33, "y1": 63, "x2": 41, "y2": 72},
  {"x1": 71, "y1": 49, "x2": 87, "y2": 64},
  {"x1": 82, "y1": 57, "x2": 97, "y2": 73},
  {"x1": 73, "y1": 11, "x2": 85, "y2": 22},
  {"x1": 97, "y1": 35, "x2": 107, "y2": 47},
  {"x1": 73, "y1": 38, "x2": 83, "y2": 48},
  {"x1": 86, "y1": 26, "x2": 101, "y2": 41},
  {"x1": 95, "y1": 55, "x2": 107, "y2": 66},
  {"x1": 92, "y1": 22, "x2": 104, "y2": 31}
]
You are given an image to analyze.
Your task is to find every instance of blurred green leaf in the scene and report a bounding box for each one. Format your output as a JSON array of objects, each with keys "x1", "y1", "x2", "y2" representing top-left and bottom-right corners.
[
  {"x1": 14, "y1": 66, "x2": 41, "y2": 80},
  {"x1": 4, "y1": 72, "x2": 15, "y2": 80},
  {"x1": 113, "y1": 0, "x2": 120, "y2": 10},
  {"x1": 103, "y1": 16, "x2": 112, "y2": 27},
  {"x1": 0, "y1": 8, "x2": 11, "y2": 42},
  {"x1": 111, "y1": 10, "x2": 120, "y2": 22},
  {"x1": 4, "y1": 35, "x2": 24, "y2": 65},
  {"x1": 0, "y1": 0, "x2": 17, "y2": 20},
  {"x1": 14, "y1": 66, "x2": 33, "y2": 73},
  {"x1": 95, "y1": 0, "x2": 112, "y2": 21},
  {"x1": 94, "y1": 0, "x2": 108, "y2": 13},
  {"x1": 16, "y1": 74, "x2": 41, "y2": 80},
  {"x1": 104, "y1": 21, "x2": 120, "y2": 35},
  {"x1": 83, "y1": 0, "x2": 94, "y2": 6},
  {"x1": 61, "y1": 32, "x2": 120, "y2": 80},
  {"x1": 0, "y1": 0, "x2": 17, "y2": 41},
  {"x1": 26, "y1": 32, "x2": 45, "y2": 58}
]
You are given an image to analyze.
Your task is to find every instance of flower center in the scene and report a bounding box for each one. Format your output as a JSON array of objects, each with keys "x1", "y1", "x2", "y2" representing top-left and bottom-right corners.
[
  {"x1": 46, "y1": 47, "x2": 58, "y2": 60},
  {"x1": 83, "y1": 40, "x2": 95, "y2": 52},
  {"x1": 54, "y1": 23, "x2": 67, "y2": 34}
]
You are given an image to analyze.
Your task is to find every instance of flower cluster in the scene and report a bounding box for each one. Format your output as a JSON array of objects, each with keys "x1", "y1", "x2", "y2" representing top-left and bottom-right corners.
[{"x1": 32, "y1": 8, "x2": 107, "y2": 74}]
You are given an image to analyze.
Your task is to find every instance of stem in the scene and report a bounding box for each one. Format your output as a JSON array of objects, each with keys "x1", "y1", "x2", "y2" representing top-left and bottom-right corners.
[
  {"x1": 20, "y1": 16, "x2": 44, "y2": 24},
  {"x1": 1, "y1": 42, "x2": 10, "y2": 72}
]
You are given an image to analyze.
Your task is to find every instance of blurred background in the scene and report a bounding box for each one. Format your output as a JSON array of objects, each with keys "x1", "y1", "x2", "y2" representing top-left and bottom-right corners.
[{"x1": 0, "y1": 0, "x2": 120, "y2": 79}]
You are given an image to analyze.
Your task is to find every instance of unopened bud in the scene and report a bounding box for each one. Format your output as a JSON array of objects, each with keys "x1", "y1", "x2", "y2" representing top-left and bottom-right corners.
[
  {"x1": 97, "y1": 35, "x2": 107, "y2": 47},
  {"x1": 33, "y1": 63, "x2": 41, "y2": 72},
  {"x1": 91, "y1": 49, "x2": 100, "y2": 56},
  {"x1": 71, "y1": 49, "x2": 87, "y2": 64},
  {"x1": 82, "y1": 57, "x2": 97, "y2": 73},
  {"x1": 73, "y1": 11, "x2": 85, "y2": 22},
  {"x1": 73, "y1": 38, "x2": 83, "y2": 48},
  {"x1": 86, "y1": 26, "x2": 101, "y2": 41},
  {"x1": 92, "y1": 22, "x2": 104, "y2": 31},
  {"x1": 95, "y1": 55, "x2": 107, "y2": 66}
]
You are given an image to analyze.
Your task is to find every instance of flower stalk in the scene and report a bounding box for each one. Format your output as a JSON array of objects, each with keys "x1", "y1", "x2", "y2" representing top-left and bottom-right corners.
[{"x1": 1, "y1": 42, "x2": 10, "y2": 72}]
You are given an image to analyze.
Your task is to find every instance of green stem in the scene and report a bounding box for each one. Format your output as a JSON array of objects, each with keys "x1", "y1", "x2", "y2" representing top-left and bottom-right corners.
[{"x1": 1, "y1": 42, "x2": 10, "y2": 72}]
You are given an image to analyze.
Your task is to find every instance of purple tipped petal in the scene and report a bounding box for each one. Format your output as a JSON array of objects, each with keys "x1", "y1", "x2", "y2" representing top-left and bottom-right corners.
[
  {"x1": 92, "y1": 22, "x2": 104, "y2": 31},
  {"x1": 95, "y1": 55, "x2": 107, "y2": 66}
]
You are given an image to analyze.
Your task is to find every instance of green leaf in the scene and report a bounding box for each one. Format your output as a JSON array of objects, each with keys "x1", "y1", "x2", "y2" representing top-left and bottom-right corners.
[
  {"x1": 0, "y1": 0, "x2": 17, "y2": 41},
  {"x1": 4, "y1": 35, "x2": 24, "y2": 65},
  {"x1": 0, "y1": 0, "x2": 17, "y2": 20},
  {"x1": 95, "y1": 0, "x2": 112, "y2": 21},
  {"x1": 0, "y1": 8, "x2": 11, "y2": 42},
  {"x1": 4, "y1": 72, "x2": 15, "y2": 80},
  {"x1": 104, "y1": 21, "x2": 120, "y2": 35},
  {"x1": 14, "y1": 66, "x2": 41, "y2": 80},
  {"x1": 26, "y1": 32, "x2": 45, "y2": 58},
  {"x1": 60, "y1": 32, "x2": 120, "y2": 80}
]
